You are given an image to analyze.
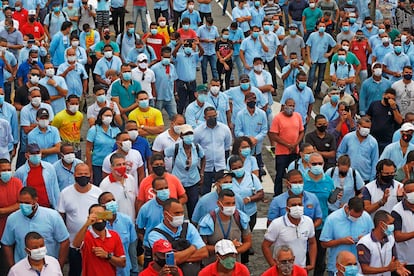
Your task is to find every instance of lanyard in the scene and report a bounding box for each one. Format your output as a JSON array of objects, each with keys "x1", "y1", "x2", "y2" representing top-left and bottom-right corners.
[
  {"x1": 105, "y1": 59, "x2": 113, "y2": 70},
  {"x1": 217, "y1": 213, "x2": 232, "y2": 239},
  {"x1": 210, "y1": 95, "x2": 220, "y2": 110}
]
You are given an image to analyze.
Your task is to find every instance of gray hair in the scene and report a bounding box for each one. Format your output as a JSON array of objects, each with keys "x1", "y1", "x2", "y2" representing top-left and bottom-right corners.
[{"x1": 273, "y1": 245, "x2": 294, "y2": 259}]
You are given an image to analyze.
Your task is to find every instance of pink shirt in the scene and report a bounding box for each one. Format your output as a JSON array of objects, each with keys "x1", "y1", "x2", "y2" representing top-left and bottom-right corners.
[{"x1": 270, "y1": 112, "x2": 304, "y2": 155}]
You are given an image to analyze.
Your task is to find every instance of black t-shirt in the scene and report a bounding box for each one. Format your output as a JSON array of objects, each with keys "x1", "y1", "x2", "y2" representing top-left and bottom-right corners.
[
  {"x1": 305, "y1": 130, "x2": 337, "y2": 168},
  {"x1": 215, "y1": 40, "x2": 233, "y2": 61},
  {"x1": 14, "y1": 84, "x2": 50, "y2": 106},
  {"x1": 366, "y1": 101, "x2": 400, "y2": 145}
]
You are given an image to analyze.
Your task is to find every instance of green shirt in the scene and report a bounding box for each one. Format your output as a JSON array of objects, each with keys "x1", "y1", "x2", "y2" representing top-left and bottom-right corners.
[
  {"x1": 331, "y1": 52, "x2": 361, "y2": 66},
  {"x1": 110, "y1": 79, "x2": 142, "y2": 111},
  {"x1": 387, "y1": 29, "x2": 400, "y2": 42},
  {"x1": 95, "y1": 41, "x2": 120, "y2": 54},
  {"x1": 302, "y1": 7, "x2": 323, "y2": 31}
]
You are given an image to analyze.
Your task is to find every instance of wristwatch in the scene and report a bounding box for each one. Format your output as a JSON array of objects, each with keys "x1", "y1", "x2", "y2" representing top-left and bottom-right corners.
[{"x1": 107, "y1": 253, "x2": 113, "y2": 260}]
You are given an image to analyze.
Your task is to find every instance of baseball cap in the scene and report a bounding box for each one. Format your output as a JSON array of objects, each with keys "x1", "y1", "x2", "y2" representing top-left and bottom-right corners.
[
  {"x1": 28, "y1": 10, "x2": 36, "y2": 15},
  {"x1": 36, "y1": 108, "x2": 49, "y2": 118},
  {"x1": 27, "y1": 143, "x2": 41, "y2": 153},
  {"x1": 215, "y1": 239, "x2": 238, "y2": 255},
  {"x1": 327, "y1": 86, "x2": 340, "y2": 93},
  {"x1": 401, "y1": 122, "x2": 414, "y2": 132},
  {"x1": 239, "y1": 74, "x2": 249, "y2": 82},
  {"x1": 215, "y1": 169, "x2": 234, "y2": 181},
  {"x1": 137, "y1": 53, "x2": 147, "y2": 62},
  {"x1": 196, "y1": 84, "x2": 208, "y2": 94},
  {"x1": 289, "y1": 23, "x2": 298, "y2": 29},
  {"x1": 179, "y1": 124, "x2": 193, "y2": 135},
  {"x1": 152, "y1": 239, "x2": 173, "y2": 253}
]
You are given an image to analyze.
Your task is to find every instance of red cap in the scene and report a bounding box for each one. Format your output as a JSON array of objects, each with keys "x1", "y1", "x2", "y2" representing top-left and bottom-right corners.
[{"x1": 152, "y1": 239, "x2": 173, "y2": 253}]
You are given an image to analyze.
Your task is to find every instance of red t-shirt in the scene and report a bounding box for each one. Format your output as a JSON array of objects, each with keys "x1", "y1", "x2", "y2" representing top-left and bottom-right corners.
[
  {"x1": 81, "y1": 229, "x2": 125, "y2": 276},
  {"x1": 12, "y1": 10, "x2": 28, "y2": 30},
  {"x1": 176, "y1": 29, "x2": 198, "y2": 40},
  {"x1": 138, "y1": 173, "x2": 186, "y2": 202},
  {"x1": 350, "y1": 40, "x2": 369, "y2": 70},
  {"x1": 20, "y1": 22, "x2": 45, "y2": 39},
  {"x1": 140, "y1": 261, "x2": 184, "y2": 276},
  {"x1": 198, "y1": 261, "x2": 250, "y2": 276},
  {"x1": 0, "y1": 177, "x2": 23, "y2": 237},
  {"x1": 133, "y1": 0, "x2": 146, "y2": 6},
  {"x1": 143, "y1": 33, "x2": 166, "y2": 60},
  {"x1": 27, "y1": 164, "x2": 50, "y2": 208},
  {"x1": 261, "y1": 265, "x2": 308, "y2": 276}
]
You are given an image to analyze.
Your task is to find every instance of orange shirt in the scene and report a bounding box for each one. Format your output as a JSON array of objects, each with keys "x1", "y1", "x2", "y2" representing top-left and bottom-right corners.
[
  {"x1": 138, "y1": 173, "x2": 186, "y2": 202},
  {"x1": 0, "y1": 177, "x2": 23, "y2": 237},
  {"x1": 270, "y1": 112, "x2": 304, "y2": 155}
]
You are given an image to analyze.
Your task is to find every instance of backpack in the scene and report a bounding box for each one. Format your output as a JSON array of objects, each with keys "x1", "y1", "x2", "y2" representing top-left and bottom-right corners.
[
  {"x1": 78, "y1": 5, "x2": 93, "y2": 21},
  {"x1": 119, "y1": 32, "x2": 140, "y2": 56},
  {"x1": 333, "y1": 62, "x2": 352, "y2": 76},
  {"x1": 209, "y1": 209, "x2": 243, "y2": 233},
  {"x1": 48, "y1": 11, "x2": 68, "y2": 25},
  {"x1": 330, "y1": 167, "x2": 360, "y2": 195},
  {"x1": 172, "y1": 143, "x2": 201, "y2": 168}
]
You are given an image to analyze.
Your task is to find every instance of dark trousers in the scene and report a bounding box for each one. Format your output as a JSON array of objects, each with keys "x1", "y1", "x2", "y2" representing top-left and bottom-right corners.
[
  {"x1": 173, "y1": 10, "x2": 184, "y2": 30},
  {"x1": 176, "y1": 79, "x2": 196, "y2": 114},
  {"x1": 85, "y1": 55, "x2": 98, "y2": 86},
  {"x1": 199, "y1": 12, "x2": 211, "y2": 24},
  {"x1": 16, "y1": 151, "x2": 26, "y2": 169},
  {"x1": 92, "y1": 165, "x2": 103, "y2": 186},
  {"x1": 3, "y1": 81, "x2": 11, "y2": 103},
  {"x1": 274, "y1": 154, "x2": 297, "y2": 196},
  {"x1": 0, "y1": 246, "x2": 9, "y2": 276},
  {"x1": 255, "y1": 153, "x2": 264, "y2": 171},
  {"x1": 314, "y1": 229, "x2": 327, "y2": 276},
  {"x1": 264, "y1": 57, "x2": 278, "y2": 89},
  {"x1": 143, "y1": 246, "x2": 152, "y2": 269},
  {"x1": 111, "y1": 7, "x2": 125, "y2": 35},
  {"x1": 69, "y1": 247, "x2": 82, "y2": 276},
  {"x1": 241, "y1": 212, "x2": 257, "y2": 264},
  {"x1": 307, "y1": 62, "x2": 327, "y2": 95},
  {"x1": 202, "y1": 170, "x2": 216, "y2": 195},
  {"x1": 185, "y1": 183, "x2": 199, "y2": 220},
  {"x1": 154, "y1": 8, "x2": 168, "y2": 21},
  {"x1": 217, "y1": 59, "x2": 233, "y2": 90}
]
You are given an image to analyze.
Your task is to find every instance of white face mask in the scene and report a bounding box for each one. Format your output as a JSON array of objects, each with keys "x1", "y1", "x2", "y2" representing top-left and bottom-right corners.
[
  {"x1": 406, "y1": 192, "x2": 414, "y2": 204},
  {"x1": 31, "y1": 96, "x2": 41, "y2": 107},
  {"x1": 102, "y1": 116, "x2": 113, "y2": 126},
  {"x1": 71, "y1": 40, "x2": 79, "y2": 47},
  {"x1": 38, "y1": 119, "x2": 49, "y2": 128},
  {"x1": 159, "y1": 21, "x2": 166, "y2": 27},
  {"x1": 46, "y1": 68, "x2": 55, "y2": 77},
  {"x1": 168, "y1": 213, "x2": 184, "y2": 227},
  {"x1": 68, "y1": 104, "x2": 79, "y2": 113},
  {"x1": 128, "y1": 130, "x2": 139, "y2": 141},
  {"x1": 188, "y1": 4, "x2": 194, "y2": 9},
  {"x1": 210, "y1": 86, "x2": 220, "y2": 95},
  {"x1": 63, "y1": 153, "x2": 75, "y2": 164},
  {"x1": 254, "y1": 64, "x2": 263, "y2": 72},
  {"x1": 221, "y1": 205, "x2": 236, "y2": 216},
  {"x1": 104, "y1": 51, "x2": 113, "y2": 58},
  {"x1": 67, "y1": 55, "x2": 77, "y2": 62},
  {"x1": 138, "y1": 62, "x2": 148, "y2": 69},
  {"x1": 359, "y1": 127, "x2": 370, "y2": 137},
  {"x1": 373, "y1": 68, "x2": 382, "y2": 76},
  {"x1": 28, "y1": 246, "x2": 47, "y2": 261},
  {"x1": 342, "y1": 45, "x2": 349, "y2": 51},
  {"x1": 288, "y1": 206, "x2": 304, "y2": 219},
  {"x1": 30, "y1": 75, "x2": 39, "y2": 84},
  {"x1": 309, "y1": 2, "x2": 315, "y2": 7},
  {"x1": 121, "y1": 140, "x2": 132, "y2": 152}
]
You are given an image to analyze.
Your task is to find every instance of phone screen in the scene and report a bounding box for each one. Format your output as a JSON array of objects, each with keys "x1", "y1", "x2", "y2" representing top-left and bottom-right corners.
[{"x1": 165, "y1": 251, "x2": 175, "y2": 266}]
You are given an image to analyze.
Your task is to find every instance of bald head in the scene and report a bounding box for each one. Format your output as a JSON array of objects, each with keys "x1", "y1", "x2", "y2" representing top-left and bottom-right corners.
[{"x1": 336, "y1": 251, "x2": 357, "y2": 275}]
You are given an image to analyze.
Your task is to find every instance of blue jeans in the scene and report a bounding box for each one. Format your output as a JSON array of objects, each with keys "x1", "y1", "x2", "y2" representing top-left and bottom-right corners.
[
  {"x1": 222, "y1": 0, "x2": 235, "y2": 14},
  {"x1": 155, "y1": 99, "x2": 177, "y2": 119},
  {"x1": 133, "y1": 6, "x2": 148, "y2": 33},
  {"x1": 307, "y1": 62, "x2": 327, "y2": 95},
  {"x1": 292, "y1": 20, "x2": 304, "y2": 36},
  {"x1": 359, "y1": 69, "x2": 368, "y2": 84},
  {"x1": 274, "y1": 154, "x2": 297, "y2": 196},
  {"x1": 201, "y1": 54, "x2": 218, "y2": 84},
  {"x1": 231, "y1": 55, "x2": 243, "y2": 82},
  {"x1": 92, "y1": 165, "x2": 103, "y2": 186}
]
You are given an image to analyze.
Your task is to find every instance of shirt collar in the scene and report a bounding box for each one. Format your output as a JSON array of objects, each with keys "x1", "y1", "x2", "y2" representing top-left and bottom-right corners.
[
  {"x1": 282, "y1": 213, "x2": 303, "y2": 227},
  {"x1": 109, "y1": 173, "x2": 128, "y2": 183},
  {"x1": 89, "y1": 227, "x2": 112, "y2": 238},
  {"x1": 23, "y1": 256, "x2": 49, "y2": 271},
  {"x1": 402, "y1": 199, "x2": 414, "y2": 213},
  {"x1": 370, "y1": 231, "x2": 389, "y2": 244}
]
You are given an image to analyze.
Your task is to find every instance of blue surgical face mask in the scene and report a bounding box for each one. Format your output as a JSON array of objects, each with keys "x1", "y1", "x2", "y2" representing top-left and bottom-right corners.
[
  {"x1": 297, "y1": 81, "x2": 306, "y2": 90},
  {"x1": 122, "y1": 72, "x2": 131, "y2": 81},
  {"x1": 150, "y1": 29, "x2": 158, "y2": 35},
  {"x1": 0, "y1": 171, "x2": 12, "y2": 183},
  {"x1": 161, "y1": 58, "x2": 170, "y2": 65},
  {"x1": 29, "y1": 154, "x2": 41, "y2": 165},
  {"x1": 182, "y1": 24, "x2": 190, "y2": 31},
  {"x1": 97, "y1": 94, "x2": 106, "y2": 103},
  {"x1": 170, "y1": 40, "x2": 177, "y2": 46},
  {"x1": 289, "y1": 29, "x2": 297, "y2": 36},
  {"x1": 0, "y1": 94, "x2": 4, "y2": 104},
  {"x1": 182, "y1": 134, "x2": 194, "y2": 145},
  {"x1": 303, "y1": 153, "x2": 311, "y2": 163},
  {"x1": 20, "y1": 203, "x2": 34, "y2": 216},
  {"x1": 394, "y1": 45, "x2": 402, "y2": 54},
  {"x1": 319, "y1": 26, "x2": 326, "y2": 33},
  {"x1": 233, "y1": 168, "x2": 245, "y2": 178},
  {"x1": 128, "y1": 28, "x2": 135, "y2": 34},
  {"x1": 221, "y1": 183, "x2": 233, "y2": 190},
  {"x1": 310, "y1": 165, "x2": 324, "y2": 175},
  {"x1": 53, "y1": 6, "x2": 60, "y2": 12},
  {"x1": 222, "y1": 34, "x2": 229, "y2": 39},
  {"x1": 157, "y1": 189, "x2": 170, "y2": 201},
  {"x1": 139, "y1": 99, "x2": 149, "y2": 108},
  {"x1": 338, "y1": 55, "x2": 346, "y2": 62},
  {"x1": 331, "y1": 94, "x2": 340, "y2": 103},
  {"x1": 384, "y1": 223, "x2": 394, "y2": 236},
  {"x1": 252, "y1": 31, "x2": 259, "y2": 39},
  {"x1": 184, "y1": 47, "x2": 192, "y2": 55},
  {"x1": 342, "y1": 26, "x2": 349, "y2": 32},
  {"x1": 105, "y1": 200, "x2": 118, "y2": 214},
  {"x1": 240, "y1": 147, "x2": 251, "y2": 157},
  {"x1": 349, "y1": 17, "x2": 356, "y2": 24},
  {"x1": 290, "y1": 183, "x2": 304, "y2": 195},
  {"x1": 198, "y1": 94, "x2": 207, "y2": 103},
  {"x1": 341, "y1": 264, "x2": 359, "y2": 276},
  {"x1": 263, "y1": 25, "x2": 271, "y2": 32},
  {"x1": 240, "y1": 82, "x2": 250, "y2": 90}
]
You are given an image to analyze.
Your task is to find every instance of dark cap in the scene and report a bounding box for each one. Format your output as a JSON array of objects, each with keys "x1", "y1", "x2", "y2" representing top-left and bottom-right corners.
[
  {"x1": 196, "y1": 84, "x2": 208, "y2": 94},
  {"x1": 27, "y1": 143, "x2": 40, "y2": 153},
  {"x1": 245, "y1": 92, "x2": 256, "y2": 101},
  {"x1": 239, "y1": 74, "x2": 249, "y2": 81},
  {"x1": 36, "y1": 108, "x2": 49, "y2": 118},
  {"x1": 215, "y1": 169, "x2": 234, "y2": 180}
]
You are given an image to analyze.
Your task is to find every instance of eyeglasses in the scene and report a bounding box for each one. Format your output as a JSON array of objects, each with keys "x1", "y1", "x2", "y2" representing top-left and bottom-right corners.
[
  {"x1": 278, "y1": 259, "x2": 294, "y2": 264},
  {"x1": 311, "y1": 162, "x2": 323, "y2": 166}
]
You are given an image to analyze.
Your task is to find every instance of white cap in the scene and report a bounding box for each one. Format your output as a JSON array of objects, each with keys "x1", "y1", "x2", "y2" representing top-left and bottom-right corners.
[
  {"x1": 215, "y1": 239, "x2": 238, "y2": 255},
  {"x1": 179, "y1": 124, "x2": 193, "y2": 135},
  {"x1": 401, "y1": 122, "x2": 414, "y2": 132},
  {"x1": 137, "y1": 53, "x2": 148, "y2": 62},
  {"x1": 28, "y1": 10, "x2": 36, "y2": 15}
]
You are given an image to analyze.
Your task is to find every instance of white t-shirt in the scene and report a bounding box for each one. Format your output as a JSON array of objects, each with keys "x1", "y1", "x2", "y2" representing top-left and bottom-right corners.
[
  {"x1": 99, "y1": 174, "x2": 138, "y2": 221},
  {"x1": 86, "y1": 100, "x2": 121, "y2": 119},
  {"x1": 8, "y1": 255, "x2": 63, "y2": 276},
  {"x1": 152, "y1": 130, "x2": 180, "y2": 172},
  {"x1": 57, "y1": 184, "x2": 102, "y2": 247},
  {"x1": 131, "y1": 67, "x2": 156, "y2": 100},
  {"x1": 102, "y1": 149, "x2": 144, "y2": 182},
  {"x1": 391, "y1": 79, "x2": 414, "y2": 116}
]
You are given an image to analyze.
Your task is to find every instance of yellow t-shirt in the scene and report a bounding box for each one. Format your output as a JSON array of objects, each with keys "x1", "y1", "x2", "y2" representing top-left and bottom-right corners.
[
  {"x1": 128, "y1": 107, "x2": 164, "y2": 140},
  {"x1": 51, "y1": 109, "x2": 84, "y2": 143},
  {"x1": 157, "y1": 26, "x2": 174, "y2": 44}
]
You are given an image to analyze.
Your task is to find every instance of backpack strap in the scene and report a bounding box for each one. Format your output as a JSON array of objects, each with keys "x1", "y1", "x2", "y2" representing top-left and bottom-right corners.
[
  {"x1": 152, "y1": 228, "x2": 175, "y2": 243},
  {"x1": 352, "y1": 168, "x2": 360, "y2": 195},
  {"x1": 180, "y1": 222, "x2": 188, "y2": 239},
  {"x1": 210, "y1": 209, "x2": 243, "y2": 231},
  {"x1": 294, "y1": 158, "x2": 299, "y2": 170},
  {"x1": 330, "y1": 167, "x2": 335, "y2": 178}
]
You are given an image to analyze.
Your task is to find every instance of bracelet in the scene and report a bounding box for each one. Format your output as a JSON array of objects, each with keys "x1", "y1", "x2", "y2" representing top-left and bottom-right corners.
[{"x1": 379, "y1": 199, "x2": 385, "y2": 206}]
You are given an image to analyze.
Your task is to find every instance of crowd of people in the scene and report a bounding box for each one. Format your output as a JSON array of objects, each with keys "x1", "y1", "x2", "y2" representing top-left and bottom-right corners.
[{"x1": 0, "y1": 0, "x2": 414, "y2": 275}]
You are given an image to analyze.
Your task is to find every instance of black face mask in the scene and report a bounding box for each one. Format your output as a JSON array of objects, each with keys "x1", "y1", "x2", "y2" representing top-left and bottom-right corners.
[
  {"x1": 29, "y1": 17, "x2": 35, "y2": 23},
  {"x1": 246, "y1": 101, "x2": 256, "y2": 108},
  {"x1": 316, "y1": 125, "x2": 327, "y2": 132},
  {"x1": 155, "y1": 257, "x2": 166, "y2": 267},
  {"x1": 104, "y1": 34, "x2": 110, "y2": 40},
  {"x1": 339, "y1": 171, "x2": 348, "y2": 177},
  {"x1": 381, "y1": 174, "x2": 394, "y2": 184},
  {"x1": 385, "y1": 24, "x2": 391, "y2": 29},
  {"x1": 92, "y1": 221, "x2": 106, "y2": 231},
  {"x1": 153, "y1": 166, "x2": 166, "y2": 176},
  {"x1": 206, "y1": 117, "x2": 217, "y2": 128},
  {"x1": 75, "y1": 176, "x2": 90, "y2": 187},
  {"x1": 383, "y1": 98, "x2": 390, "y2": 105},
  {"x1": 402, "y1": 134, "x2": 413, "y2": 143},
  {"x1": 403, "y1": 74, "x2": 413, "y2": 80}
]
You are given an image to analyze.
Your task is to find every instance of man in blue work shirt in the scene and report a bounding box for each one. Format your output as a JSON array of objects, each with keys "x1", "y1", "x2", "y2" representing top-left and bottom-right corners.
[
  {"x1": 185, "y1": 84, "x2": 212, "y2": 129},
  {"x1": 329, "y1": 48, "x2": 356, "y2": 95},
  {"x1": 205, "y1": 78, "x2": 231, "y2": 126},
  {"x1": 267, "y1": 169, "x2": 322, "y2": 227},
  {"x1": 240, "y1": 25, "x2": 268, "y2": 74},
  {"x1": 39, "y1": 62, "x2": 68, "y2": 114},
  {"x1": 49, "y1": 21, "x2": 72, "y2": 69},
  {"x1": 380, "y1": 122, "x2": 414, "y2": 168},
  {"x1": 93, "y1": 44, "x2": 123, "y2": 87},
  {"x1": 0, "y1": 88, "x2": 18, "y2": 158},
  {"x1": 197, "y1": 17, "x2": 219, "y2": 84},
  {"x1": 337, "y1": 117, "x2": 379, "y2": 182},
  {"x1": 228, "y1": 22, "x2": 244, "y2": 85},
  {"x1": 260, "y1": 19, "x2": 279, "y2": 90},
  {"x1": 52, "y1": 143, "x2": 83, "y2": 191},
  {"x1": 232, "y1": 0, "x2": 252, "y2": 37},
  {"x1": 281, "y1": 52, "x2": 305, "y2": 88},
  {"x1": 383, "y1": 39, "x2": 411, "y2": 82},
  {"x1": 320, "y1": 197, "x2": 374, "y2": 276},
  {"x1": 180, "y1": 0, "x2": 201, "y2": 30}
]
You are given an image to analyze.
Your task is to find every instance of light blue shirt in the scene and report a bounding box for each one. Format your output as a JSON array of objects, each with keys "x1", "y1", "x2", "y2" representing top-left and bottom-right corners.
[
  {"x1": 267, "y1": 190, "x2": 322, "y2": 222},
  {"x1": 232, "y1": 6, "x2": 251, "y2": 32},
  {"x1": 287, "y1": 158, "x2": 308, "y2": 176},
  {"x1": 137, "y1": 198, "x2": 164, "y2": 247},
  {"x1": 231, "y1": 172, "x2": 263, "y2": 216},
  {"x1": 184, "y1": 101, "x2": 212, "y2": 129},
  {"x1": 0, "y1": 102, "x2": 18, "y2": 151},
  {"x1": 15, "y1": 161, "x2": 60, "y2": 208},
  {"x1": 44, "y1": 12, "x2": 70, "y2": 38},
  {"x1": 402, "y1": 42, "x2": 414, "y2": 66},
  {"x1": 198, "y1": 207, "x2": 250, "y2": 236},
  {"x1": 96, "y1": 0, "x2": 110, "y2": 11},
  {"x1": 172, "y1": 0, "x2": 186, "y2": 11},
  {"x1": 249, "y1": 7, "x2": 265, "y2": 27},
  {"x1": 369, "y1": 35, "x2": 383, "y2": 51},
  {"x1": 224, "y1": 85, "x2": 266, "y2": 123},
  {"x1": 110, "y1": 0, "x2": 124, "y2": 8},
  {"x1": 154, "y1": 0, "x2": 168, "y2": 10},
  {"x1": 27, "y1": 126, "x2": 61, "y2": 163},
  {"x1": 361, "y1": 25, "x2": 379, "y2": 39},
  {"x1": 199, "y1": 1, "x2": 212, "y2": 13},
  {"x1": 116, "y1": 33, "x2": 140, "y2": 61},
  {"x1": 320, "y1": 207, "x2": 374, "y2": 272},
  {"x1": 240, "y1": 36, "x2": 264, "y2": 67},
  {"x1": 260, "y1": 31, "x2": 280, "y2": 62},
  {"x1": 49, "y1": 32, "x2": 71, "y2": 68},
  {"x1": 64, "y1": 46, "x2": 88, "y2": 65},
  {"x1": 228, "y1": 27, "x2": 244, "y2": 56},
  {"x1": 152, "y1": 62, "x2": 178, "y2": 101},
  {"x1": 306, "y1": 31, "x2": 336, "y2": 63},
  {"x1": 181, "y1": 10, "x2": 201, "y2": 30},
  {"x1": 329, "y1": 62, "x2": 355, "y2": 94},
  {"x1": 165, "y1": 141, "x2": 205, "y2": 187},
  {"x1": 19, "y1": 45, "x2": 47, "y2": 65},
  {"x1": 324, "y1": 167, "x2": 365, "y2": 211},
  {"x1": 148, "y1": 221, "x2": 205, "y2": 249},
  {"x1": 320, "y1": 102, "x2": 338, "y2": 122},
  {"x1": 175, "y1": 51, "x2": 201, "y2": 82},
  {"x1": 193, "y1": 122, "x2": 232, "y2": 172},
  {"x1": 0, "y1": 118, "x2": 12, "y2": 159},
  {"x1": 249, "y1": 69, "x2": 274, "y2": 106},
  {"x1": 38, "y1": 76, "x2": 68, "y2": 114},
  {"x1": 1, "y1": 206, "x2": 69, "y2": 263},
  {"x1": 57, "y1": 62, "x2": 88, "y2": 97},
  {"x1": 86, "y1": 125, "x2": 120, "y2": 166},
  {"x1": 359, "y1": 77, "x2": 392, "y2": 115},
  {"x1": 281, "y1": 84, "x2": 315, "y2": 125},
  {"x1": 206, "y1": 92, "x2": 230, "y2": 125},
  {"x1": 337, "y1": 131, "x2": 379, "y2": 181},
  {"x1": 106, "y1": 212, "x2": 137, "y2": 276},
  {"x1": 126, "y1": 46, "x2": 157, "y2": 64},
  {"x1": 3, "y1": 50, "x2": 16, "y2": 82},
  {"x1": 53, "y1": 158, "x2": 83, "y2": 191},
  {"x1": 380, "y1": 141, "x2": 414, "y2": 168},
  {"x1": 22, "y1": 0, "x2": 39, "y2": 10},
  {"x1": 234, "y1": 107, "x2": 268, "y2": 154},
  {"x1": 281, "y1": 64, "x2": 304, "y2": 88},
  {"x1": 383, "y1": 52, "x2": 411, "y2": 82},
  {"x1": 197, "y1": 25, "x2": 220, "y2": 56},
  {"x1": 373, "y1": 44, "x2": 393, "y2": 63},
  {"x1": 93, "y1": 56, "x2": 123, "y2": 79}
]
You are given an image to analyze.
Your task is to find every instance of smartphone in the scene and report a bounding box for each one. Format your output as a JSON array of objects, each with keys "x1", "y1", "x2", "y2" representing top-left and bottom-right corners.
[
  {"x1": 328, "y1": 187, "x2": 343, "y2": 204},
  {"x1": 165, "y1": 251, "x2": 175, "y2": 266},
  {"x1": 96, "y1": 211, "x2": 113, "y2": 220}
]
